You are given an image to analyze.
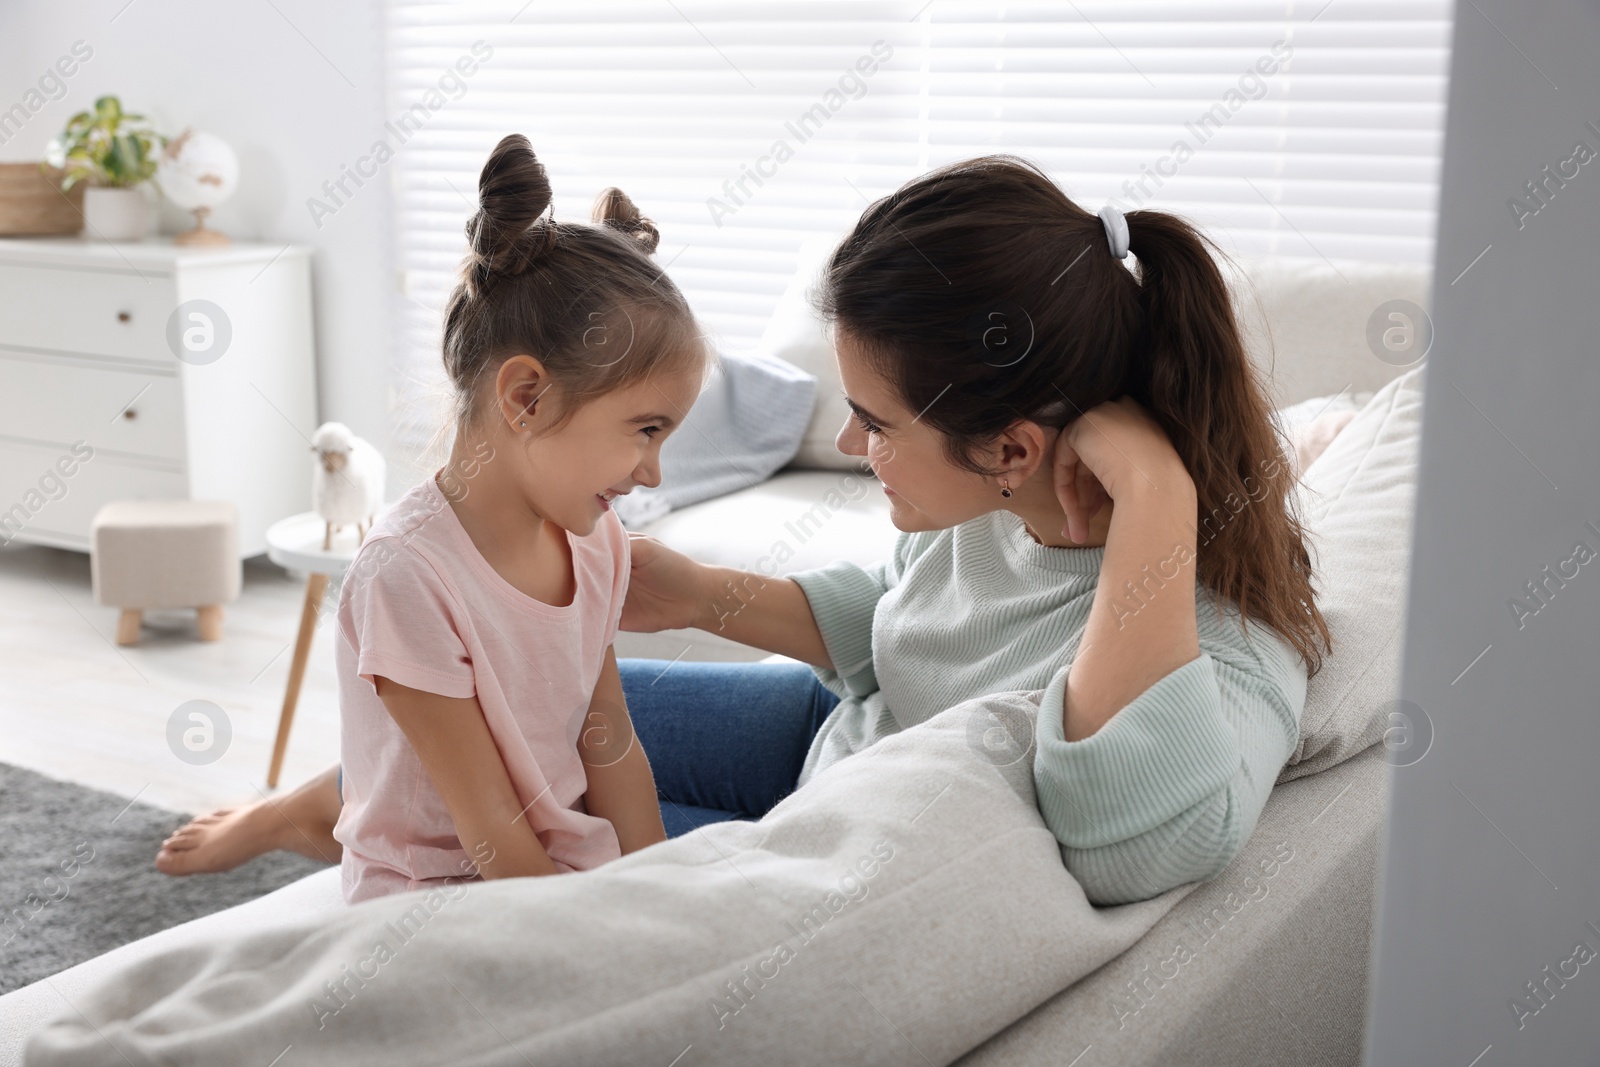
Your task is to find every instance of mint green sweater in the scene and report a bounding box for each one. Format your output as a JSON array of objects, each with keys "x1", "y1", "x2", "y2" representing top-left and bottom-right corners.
[{"x1": 787, "y1": 509, "x2": 1307, "y2": 906}]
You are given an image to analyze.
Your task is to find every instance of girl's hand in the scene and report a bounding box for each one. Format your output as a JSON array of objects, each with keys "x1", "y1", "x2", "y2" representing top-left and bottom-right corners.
[
  {"x1": 620, "y1": 533, "x2": 710, "y2": 632},
  {"x1": 1051, "y1": 397, "x2": 1193, "y2": 542}
]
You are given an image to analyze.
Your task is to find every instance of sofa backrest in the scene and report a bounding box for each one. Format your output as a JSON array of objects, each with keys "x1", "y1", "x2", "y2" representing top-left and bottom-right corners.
[
  {"x1": 1225, "y1": 255, "x2": 1430, "y2": 410},
  {"x1": 758, "y1": 237, "x2": 1431, "y2": 471}
]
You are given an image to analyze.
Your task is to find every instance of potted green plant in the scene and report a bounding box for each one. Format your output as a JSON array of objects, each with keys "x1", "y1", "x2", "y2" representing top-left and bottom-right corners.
[{"x1": 42, "y1": 95, "x2": 166, "y2": 242}]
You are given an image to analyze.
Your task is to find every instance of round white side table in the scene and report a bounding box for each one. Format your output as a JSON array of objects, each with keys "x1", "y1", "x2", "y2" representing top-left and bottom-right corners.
[{"x1": 264, "y1": 512, "x2": 361, "y2": 788}]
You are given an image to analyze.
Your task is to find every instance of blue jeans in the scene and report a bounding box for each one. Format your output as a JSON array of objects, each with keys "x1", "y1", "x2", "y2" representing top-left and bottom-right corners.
[{"x1": 336, "y1": 658, "x2": 840, "y2": 841}]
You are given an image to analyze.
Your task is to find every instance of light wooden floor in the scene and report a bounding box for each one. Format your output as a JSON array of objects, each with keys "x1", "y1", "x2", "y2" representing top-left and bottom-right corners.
[
  {"x1": 0, "y1": 542, "x2": 772, "y2": 816},
  {"x1": 0, "y1": 542, "x2": 343, "y2": 816}
]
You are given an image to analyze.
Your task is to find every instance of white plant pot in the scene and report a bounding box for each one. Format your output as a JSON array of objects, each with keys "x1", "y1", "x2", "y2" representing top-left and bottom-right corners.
[{"x1": 82, "y1": 186, "x2": 150, "y2": 242}]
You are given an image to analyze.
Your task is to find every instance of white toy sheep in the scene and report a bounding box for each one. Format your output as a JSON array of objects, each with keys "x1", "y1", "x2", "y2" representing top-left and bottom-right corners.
[{"x1": 310, "y1": 422, "x2": 385, "y2": 549}]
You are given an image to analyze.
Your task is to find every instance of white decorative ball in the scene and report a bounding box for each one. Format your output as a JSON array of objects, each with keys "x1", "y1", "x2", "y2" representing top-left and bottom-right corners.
[{"x1": 157, "y1": 130, "x2": 239, "y2": 211}]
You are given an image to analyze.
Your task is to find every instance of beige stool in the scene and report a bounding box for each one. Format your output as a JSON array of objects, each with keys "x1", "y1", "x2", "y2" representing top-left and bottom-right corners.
[{"x1": 90, "y1": 501, "x2": 242, "y2": 645}]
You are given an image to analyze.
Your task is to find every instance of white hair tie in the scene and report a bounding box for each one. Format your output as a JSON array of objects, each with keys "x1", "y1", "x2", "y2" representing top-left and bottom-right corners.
[{"x1": 1097, "y1": 203, "x2": 1130, "y2": 260}]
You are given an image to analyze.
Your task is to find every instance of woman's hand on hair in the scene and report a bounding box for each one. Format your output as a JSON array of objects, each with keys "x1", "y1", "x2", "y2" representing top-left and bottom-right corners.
[
  {"x1": 1051, "y1": 397, "x2": 1193, "y2": 542},
  {"x1": 1053, "y1": 397, "x2": 1202, "y2": 742}
]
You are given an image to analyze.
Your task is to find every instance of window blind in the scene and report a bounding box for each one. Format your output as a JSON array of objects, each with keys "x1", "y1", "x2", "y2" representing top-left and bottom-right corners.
[{"x1": 382, "y1": 0, "x2": 1453, "y2": 450}]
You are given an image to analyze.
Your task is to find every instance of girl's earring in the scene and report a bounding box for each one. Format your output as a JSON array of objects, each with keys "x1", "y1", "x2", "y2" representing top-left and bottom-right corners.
[{"x1": 999, "y1": 477, "x2": 1012, "y2": 499}]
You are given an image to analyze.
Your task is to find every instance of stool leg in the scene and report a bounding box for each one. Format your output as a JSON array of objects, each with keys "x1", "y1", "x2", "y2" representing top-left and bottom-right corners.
[
  {"x1": 196, "y1": 605, "x2": 224, "y2": 641},
  {"x1": 116, "y1": 609, "x2": 142, "y2": 646},
  {"x1": 268, "y1": 572, "x2": 329, "y2": 788}
]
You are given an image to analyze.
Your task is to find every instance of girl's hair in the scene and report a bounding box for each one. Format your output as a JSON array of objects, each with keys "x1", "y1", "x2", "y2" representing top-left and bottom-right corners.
[
  {"x1": 440, "y1": 133, "x2": 706, "y2": 434},
  {"x1": 815, "y1": 155, "x2": 1331, "y2": 675}
]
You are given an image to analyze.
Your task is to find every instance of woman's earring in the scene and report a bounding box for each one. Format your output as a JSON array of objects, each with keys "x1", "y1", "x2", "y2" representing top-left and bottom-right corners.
[{"x1": 999, "y1": 478, "x2": 1012, "y2": 499}]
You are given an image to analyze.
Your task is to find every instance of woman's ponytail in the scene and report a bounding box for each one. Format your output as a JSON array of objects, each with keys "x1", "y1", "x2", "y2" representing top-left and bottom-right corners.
[{"x1": 1125, "y1": 209, "x2": 1329, "y2": 672}]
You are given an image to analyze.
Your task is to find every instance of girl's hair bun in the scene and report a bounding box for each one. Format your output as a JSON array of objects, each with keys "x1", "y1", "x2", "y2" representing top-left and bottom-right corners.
[
  {"x1": 591, "y1": 186, "x2": 661, "y2": 256},
  {"x1": 440, "y1": 134, "x2": 702, "y2": 451},
  {"x1": 464, "y1": 133, "x2": 554, "y2": 282}
]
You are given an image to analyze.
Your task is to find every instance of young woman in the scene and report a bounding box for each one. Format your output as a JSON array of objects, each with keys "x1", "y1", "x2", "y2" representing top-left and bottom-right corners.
[{"x1": 158, "y1": 155, "x2": 1328, "y2": 906}]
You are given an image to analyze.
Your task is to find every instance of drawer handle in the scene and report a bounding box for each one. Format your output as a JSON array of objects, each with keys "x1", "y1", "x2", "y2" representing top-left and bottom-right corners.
[
  {"x1": 117, "y1": 311, "x2": 132, "y2": 323},
  {"x1": 122, "y1": 408, "x2": 137, "y2": 421}
]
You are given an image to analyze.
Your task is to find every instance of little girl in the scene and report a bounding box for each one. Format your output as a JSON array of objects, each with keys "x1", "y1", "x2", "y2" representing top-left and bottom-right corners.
[{"x1": 330, "y1": 133, "x2": 708, "y2": 903}]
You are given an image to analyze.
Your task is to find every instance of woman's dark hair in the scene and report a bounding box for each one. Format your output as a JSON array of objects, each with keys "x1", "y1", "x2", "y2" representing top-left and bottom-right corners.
[
  {"x1": 815, "y1": 155, "x2": 1331, "y2": 675},
  {"x1": 440, "y1": 133, "x2": 706, "y2": 434}
]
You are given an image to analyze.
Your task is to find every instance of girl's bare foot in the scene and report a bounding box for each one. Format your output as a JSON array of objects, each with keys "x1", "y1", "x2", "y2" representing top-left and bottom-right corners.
[{"x1": 155, "y1": 765, "x2": 344, "y2": 875}]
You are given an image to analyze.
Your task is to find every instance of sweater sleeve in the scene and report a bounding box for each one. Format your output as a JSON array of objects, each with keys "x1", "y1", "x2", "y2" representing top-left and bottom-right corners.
[
  {"x1": 1031, "y1": 618, "x2": 1307, "y2": 906},
  {"x1": 787, "y1": 532, "x2": 919, "y2": 699}
]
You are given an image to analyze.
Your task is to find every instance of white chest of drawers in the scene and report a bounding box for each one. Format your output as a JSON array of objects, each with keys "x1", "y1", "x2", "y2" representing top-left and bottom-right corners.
[{"x1": 0, "y1": 237, "x2": 318, "y2": 557}]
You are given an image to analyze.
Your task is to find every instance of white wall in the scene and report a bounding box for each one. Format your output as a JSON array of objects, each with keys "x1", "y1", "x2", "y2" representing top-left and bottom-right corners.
[{"x1": 0, "y1": 0, "x2": 397, "y2": 468}]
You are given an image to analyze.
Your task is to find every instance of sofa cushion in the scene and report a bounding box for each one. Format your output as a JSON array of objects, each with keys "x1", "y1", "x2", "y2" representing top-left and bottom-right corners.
[
  {"x1": 1275, "y1": 390, "x2": 1371, "y2": 477},
  {"x1": 1279, "y1": 364, "x2": 1425, "y2": 781},
  {"x1": 754, "y1": 235, "x2": 856, "y2": 471},
  {"x1": 1225, "y1": 255, "x2": 1429, "y2": 409},
  {"x1": 633, "y1": 468, "x2": 896, "y2": 574}
]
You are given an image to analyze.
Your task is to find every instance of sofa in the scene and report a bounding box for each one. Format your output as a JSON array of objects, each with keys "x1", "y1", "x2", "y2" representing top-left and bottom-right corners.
[{"x1": 1, "y1": 250, "x2": 1430, "y2": 1066}]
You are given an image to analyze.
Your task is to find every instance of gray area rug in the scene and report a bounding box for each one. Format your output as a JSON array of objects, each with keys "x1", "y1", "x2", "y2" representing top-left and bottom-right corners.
[{"x1": 0, "y1": 762, "x2": 329, "y2": 994}]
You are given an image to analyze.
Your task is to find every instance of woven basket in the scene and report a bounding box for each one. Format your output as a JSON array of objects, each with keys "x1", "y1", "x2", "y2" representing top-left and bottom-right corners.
[{"x1": 0, "y1": 164, "x2": 86, "y2": 236}]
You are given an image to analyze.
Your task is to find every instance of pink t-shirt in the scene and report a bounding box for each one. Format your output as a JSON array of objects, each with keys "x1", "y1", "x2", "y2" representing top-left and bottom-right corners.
[{"x1": 331, "y1": 474, "x2": 629, "y2": 903}]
